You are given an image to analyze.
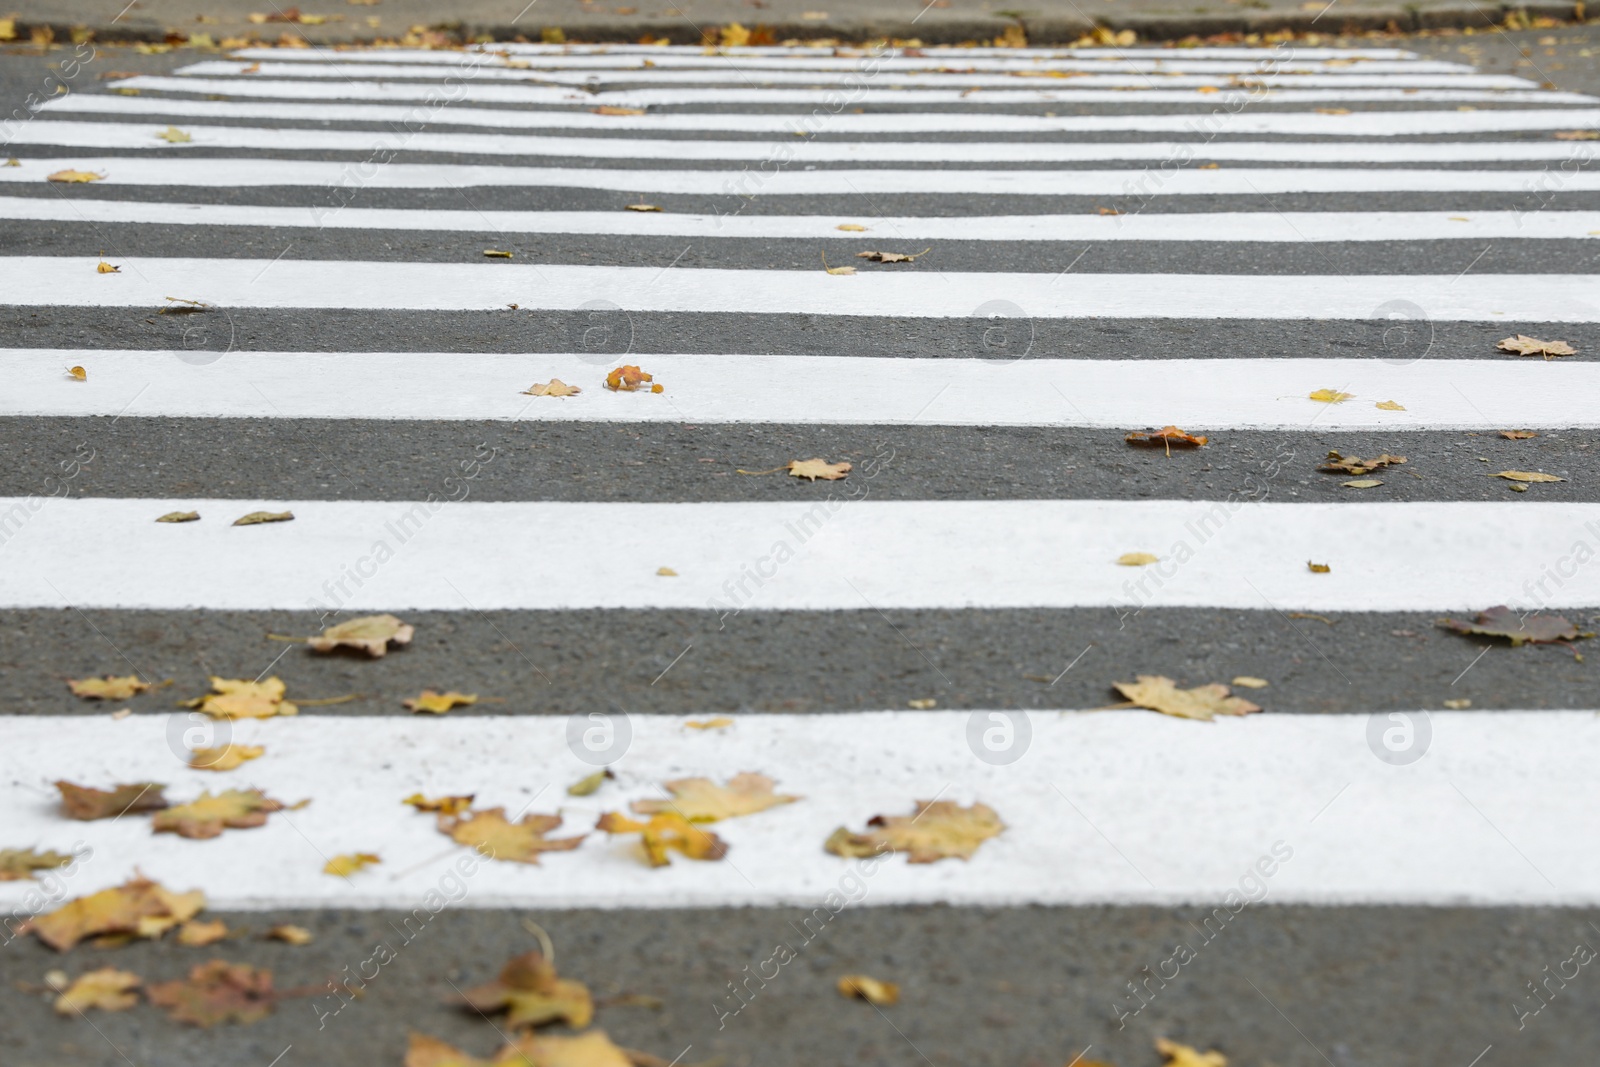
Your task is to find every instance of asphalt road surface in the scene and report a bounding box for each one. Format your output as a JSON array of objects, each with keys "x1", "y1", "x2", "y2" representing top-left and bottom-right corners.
[{"x1": 2, "y1": 26, "x2": 1600, "y2": 1067}]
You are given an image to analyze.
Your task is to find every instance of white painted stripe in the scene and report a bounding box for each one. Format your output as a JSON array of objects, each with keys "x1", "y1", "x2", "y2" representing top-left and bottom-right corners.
[
  {"x1": 457, "y1": 43, "x2": 1424, "y2": 58},
  {"x1": 8, "y1": 198, "x2": 1596, "y2": 243},
  {"x1": 172, "y1": 59, "x2": 1523, "y2": 87},
  {"x1": 16, "y1": 119, "x2": 1599, "y2": 166},
  {"x1": 99, "y1": 75, "x2": 1588, "y2": 107},
  {"x1": 0, "y1": 499, "x2": 1596, "y2": 612},
  {"x1": 4, "y1": 159, "x2": 1596, "y2": 197},
  {"x1": 6, "y1": 259, "x2": 1596, "y2": 321},
  {"x1": 7, "y1": 351, "x2": 1599, "y2": 429},
  {"x1": 3, "y1": 711, "x2": 1597, "y2": 910},
  {"x1": 86, "y1": 82, "x2": 1600, "y2": 135}
]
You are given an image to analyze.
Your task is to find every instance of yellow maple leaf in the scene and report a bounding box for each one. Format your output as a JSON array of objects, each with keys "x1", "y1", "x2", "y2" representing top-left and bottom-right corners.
[
  {"x1": 788, "y1": 458, "x2": 852, "y2": 481},
  {"x1": 1493, "y1": 470, "x2": 1564, "y2": 483},
  {"x1": 51, "y1": 968, "x2": 142, "y2": 1014},
  {"x1": 29, "y1": 876, "x2": 206, "y2": 951},
  {"x1": 156, "y1": 126, "x2": 192, "y2": 143},
  {"x1": 1375, "y1": 400, "x2": 1405, "y2": 410},
  {"x1": 825, "y1": 800, "x2": 1004, "y2": 864},
  {"x1": 405, "y1": 1029, "x2": 636, "y2": 1067},
  {"x1": 403, "y1": 689, "x2": 477, "y2": 714},
  {"x1": 836, "y1": 223, "x2": 868, "y2": 231},
  {"x1": 67, "y1": 674, "x2": 149, "y2": 700},
  {"x1": 0, "y1": 848, "x2": 73, "y2": 882},
  {"x1": 439, "y1": 808, "x2": 586, "y2": 865},
  {"x1": 604, "y1": 364, "x2": 661, "y2": 392},
  {"x1": 523, "y1": 379, "x2": 581, "y2": 397},
  {"x1": 1308, "y1": 388, "x2": 1354, "y2": 403},
  {"x1": 457, "y1": 949, "x2": 594, "y2": 1028},
  {"x1": 719, "y1": 21, "x2": 751, "y2": 45},
  {"x1": 685, "y1": 716, "x2": 733, "y2": 730},
  {"x1": 187, "y1": 676, "x2": 298, "y2": 719},
  {"x1": 47, "y1": 169, "x2": 105, "y2": 183},
  {"x1": 1497, "y1": 334, "x2": 1576, "y2": 359},
  {"x1": 152, "y1": 789, "x2": 286, "y2": 839},
  {"x1": 597, "y1": 811, "x2": 729, "y2": 867},
  {"x1": 307, "y1": 613, "x2": 415, "y2": 656},
  {"x1": 189, "y1": 743, "x2": 265, "y2": 771},
  {"x1": 631, "y1": 773, "x2": 800, "y2": 823},
  {"x1": 1157, "y1": 1037, "x2": 1228, "y2": 1067},
  {"x1": 837, "y1": 974, "x2": 899, "y2": 1005},
  {"x1": 97, "y1": 260, "x2": 120, "y2": 273},
  {"x1": 624, "y1": 203, "x2": 663, "y2": 212},
  {"x1": 324, "y1": 852, "x2": 381, "y2": 877},
  {"x1": 1307, "y1": 561, "x2": 1331, "y2": 573},
  {"x1": 404, "y1": 792, "x2": 476, "y2": 815},
  {"x1": 266, "y1": 924, "x2": 313, "y2": 945},
  {"x1": 566, "y1": 770, "x2": 612, "y2": 797},
  {"x1": 1112, "y1": 675, "x2": 1262, "y2": 721},
  {"x1": 176, "y1": 918, "x2": 230, "y2": 946},
  {"x1": 822, "y1": 251, "x2": 856, "y2": 275},
  {"x1": 1117, "y1": 552, "x2": 1159, "y2": 566}
]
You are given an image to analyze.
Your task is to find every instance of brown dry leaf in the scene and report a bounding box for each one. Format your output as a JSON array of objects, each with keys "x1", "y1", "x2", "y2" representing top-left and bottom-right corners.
[
  {"x1": 152, "y1": 789, "x2": 287, "y2": 839},
  {"x1": 147, "y1": 960, "x2": 279, "y2": 1027},
  {"x1": 837, "y1": 974, "x2": 899, "y2": 1006},
  {"x1": 1117, "y1": 552, "x2": 1159, "y2": 566},
  {"x1": 483, "y1": 249, "x2": 514, "y2": 258},
  {"x1": 855, "y1": 248, "x2": 930, "y2": 263},
  {"x1": 1113, "y1": 675, "x2": 1262, "y2": 721},
  {"x1": 1501, "y1": 430, "x2": 1539, "y2": 440},
  {"x1": 625, "y1": 203, "x2": 663, "y2": 212},
  {"x1": 1307, "y1": 561, "x2": 1331, "y2": 573},
  {"x1": 1437, "y1": 605, "x2": 1591, "y2": 648},
  {"x1": 56, "y1": 781, "x2": 168, "y2": 820},
  {"x1": 48, "y1": 169, "x2": 106, "y2": 183},
  {"x1": 0, "y1": 848, "x2": 74, "y2": 882},
  {"x1": 1497, "y1": 334, "x2": 1577, "y2": 359},
  {"x1": 1319, "y1": 451, "x2": 1405, "y2": 475},
  {"x1": 1126, "y1": 426, "x2": 1208, "y2": 449},
  {"x1": 836, "y1": 223, "x2": 868, "y2": 231},
  {"x1": 156, "y1": 126, "x2": 192, "y2": 143},
  {"x1": 1342, "y1": 479, "x2": 1383, "y2": 489},
  {"x1": 593, "y1": 106, "x2": 646, "y2": 115},
  {"x1": 1231, "y1": 676, "x2": 1269, "y2": 689},
  {"x1": 187, "y1": 677, "x2": 298, "y2": 720},
  {"x1": 1314, "y1": 107, "x2": 1352, "y2": 115},
  {"x1": 1493, "y1": 470, "x2": 1564, "y2": 483},
  {"x1": 404, "y1": 689, "x2": 477, "y2": 714},
  {"x1": 597, "y1": 812, "x2": 729, "y2": 867},
  {"x1": 524, "y1": 379, "x2": 581, "y2": 397},
  {"x1": 631, "y1": 773, "x2": 800, "y2": 823},
  {"x1": 324, "y1": 852, "x2": 380, "y2": 877},
  {"x1": 29, "y1": 876, "x2": 206, "y2": 951},
  {"x1": 265, "y1": 924, "x2": 313, "y2": 945},
  {"x1": 605, "y1": 364, "x2": 659, "y2": 392},
  {"x1": 788, "y1": 458, "x2": 852, "y2": 481},
  {"x1": 157, "y1": 510, "x2": 201, "y2": 522},
  {"x1": 685, "y1": 716, "x2": 733, "y2": 730},
  {"x1": 405, "y1": 1029, "x2": 636, "y2": 1067},
  {"x1": 97, "y1": 260, "x2": 121, "y2": 274},
  {"x1": 177, "y1": 918, "x2": 230, "y2": 946},
  {"x1": 232, "y1": 510, "x2": 293, "y2": 526},
  {"x1": 440, "y1": 808, "x2": 587, "y2": 865},
  {"x1": 52, "y1": 968, "x2": 142, "y2": 1014},
  {"x1": 404, "y1": 792, "x2": 475, "y2": 816},
  {"x1": 308, "y1": 613, "x2": 415, "y2": 656},
  {"x1": 189, "y1": 743, "x2": 265, "y2": 772},
  {"x1": 1555, "y1": 129, "x2": 1600, "y2": 139},
  {"x1": 1308, "y1": 388, "x2": 1354, "y2": 404},
  {"x1": 826, "y1": 800, "x2": 1004, "y2": 864},
  {"x1": 1375, "y1": 400, "x2": 1406, "y2": 411},
  {"x1": 457, "y1": 949, "x2": 594, "y2": 1028},
  {"x1": 1157, "y1": 1038, "x2": 1228, "y2": 1067},
  {"x1": 67, "y1": 674, "x2": 150, "y2": 700},
  {"x1": 567, "y1": 770, "x2": 613, "y2": 797}
]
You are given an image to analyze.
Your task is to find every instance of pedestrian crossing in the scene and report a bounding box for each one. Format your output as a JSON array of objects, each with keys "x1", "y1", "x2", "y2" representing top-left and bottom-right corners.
[{"x1": 2, "y1": 38, "x2": 1599, "y2": 1057}]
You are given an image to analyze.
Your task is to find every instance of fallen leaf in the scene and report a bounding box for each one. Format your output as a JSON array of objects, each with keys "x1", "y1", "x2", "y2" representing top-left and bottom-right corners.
[
  {"x1": 439, "y1": 808, "x2": 586, "y2": 864},
  {"x1": 1112, "y1": 675, "x2": 1262, "y2": 721},
  {"x1": 822, "y1": 252, "x2": 857, "y2": 275},
  {"x1": 403, "y1": 689, "x2": 477, "y2": 714},
  {"x1": 29, "y1": 876, "x2": 206, "y2": 951},
  {"x1": 324, "y1": 852, "x2": 380, "y2": 877},
  {"x1": 1157, "y1": 1038, "x2": 1228, "y2": 1067},
  {"x1": 1126, "y1": 426, "x2": 1208, "y2": 449},
  {"x1": 1314, "y1": 107, "x2": 1351, "y2": 115},
  {"x1": 156, "y1": 126, "x2": 192, "y2": 143},
  {"x1": 405, "y1": 793, "x2": 475, "y2": 816},
  {"x1": 1319, "y1": 451, "x2": 1405, "y2": 475},
  {"x1": 1437, "y1": 605, "x2": 1591, "y2": 648},
  {"x1": 186, "y1": 677, "x2": 298, "y2": 720},
  {"x1": 597, "y1": 811, "x2": 729, "y2": 867},
  {"x1": 56, "y1": 781, "x2": 168, "y2": 820},
  {"x1": 1308, "y1": 388, "x2": 1354, "y2": 403},
  {"x1": 157, "y1": 510, "x2": 201, "y2": 522},
  {"x1": 3, "y1": 158, "x2": 17, "y2": 166},
  {"x1": 855, "y1": 248, "x2": 930, "y2": 262},
  {"x1": 685, "y1": 716, "x2": 733, "y2": 730},
  {"x1": 1117, "y1": 552, "x2": 1159, "y2": 566},
  {"x1": 720, "y1": 21, "x2": 751, "y2": 46},
  {"x1": 232, "y1": 510, "x2": 294, "y2": 526},
  {"x1": 152, "y1": 790, "x2": 287, "y2": 839},
  {"x1": 1442, "y1": 698, "x2": 1472, "y2": 709},
  {"x1": 0, "y1": 848, "x2": 74, "y2": 882},
  {"x1": 307, "y1": 613, "x2": 415, "y2": 656},
  {"x1": 160, "y1": 296, "x2": 209, "y2": 314},
  {"x1": 1307, "y1": 561, "x2": 1331, "y2": 573},
  {"x1": 604, "y1": 365, "x2": 658, "y2": 392},
  {"x1": 1500, "y1": 430, "x2": 1538, "y2": 440},
  {"x1": 67, "y1": 674, "x2": 150, "y2": 700},
  {"x1": 176, "y1": 919, "x2": 230, "y2": 946},
  {"x1": 48, "y1": 169, "x2": 105, "y2": 183},
  {"x1": 1231, "y1": 676, "x2": 1269, "y2": 689},
  {"x1": 523, "y1": 379, "x2": 581, "y2": 397},
  {"x1": 907, "y1": 698, "x2": 936, "y2": 709},
  {"x1": 97, "y1": 260, "x2": 120, "y2": 274},
  {"x1": 826, "y1": 800, "x2": 1004, "y2": 864},
  {"x1": 656, "y1": 566, "x2": 677, "y2": 576},
  {"x1": 52, "y1": 968, "x2": 141, "y2": 1014},
  {"x1": 189, "y1": 743, "x2": 265, "y2": 772},
  {"x1": 483, "y1": 249, "x2": 514, "y2": 258},
  {"x1": 67, "y1": 365, "x2": 87, "y2": 381},
  {"x1": 147, "y1": 960, "x2": 278, "y2": 1027},
  {"x1": 593, "y1": 105, "x2": 646, "y2": 115},
  {"x1": 838, "y1": 974, "x2": 899, "y2": 1005},
  {"x1": 836, "y1": 223, "x2": 868, "y2": 231},
  {"x1": 1555, "y1": 130, "x2": 1600, "y2": 139},
  {"x1": 405, "y1": 1029, "x2": 636, "y2": 1067},
  {"x1": 625, "y1": 203, "x2": 663, "y2": 212},
  {"x1": 1096, "y1": 206, "x2": 1122, "y2": 215},
  {"x1": 1497, "y1": 334, "x2": 1576, "y2": 358},
  {"x1": 1342, "y1": 479, "x2": 1383, "y2": 489},
  {"x1": 1492, "y1": 470, "x2": 1564, "y2": 483},
  {"x1": 1288, "y1": 612, "x2": 1336, "y2": 625},
  {"x1": 631, "y1": 773, "x2": 799, "y2": 823},
  {"x1": 567, "y1": 770, "x2": 614, "y2": 797},
  {"x1": 265, "y1": 924, "x2": 313, "y2": 945},
  {"x1": 457, "y1": 949, "x2": 593, "y2": 1028},
  {"x1": 788, "y1": 458, "x2": 852, "y2": 481}
]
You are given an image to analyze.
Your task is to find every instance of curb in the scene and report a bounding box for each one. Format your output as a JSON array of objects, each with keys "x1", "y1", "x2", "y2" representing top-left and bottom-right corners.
[{"x1": 1, "y1": 1, "x2": 1590, "y2": 47}]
